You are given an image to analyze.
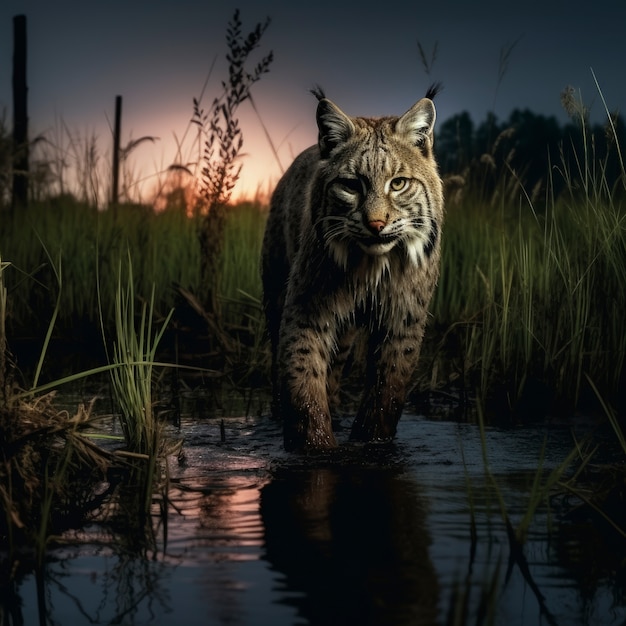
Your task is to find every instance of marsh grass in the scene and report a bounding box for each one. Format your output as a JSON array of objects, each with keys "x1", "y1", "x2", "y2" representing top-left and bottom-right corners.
[
  {"x1": 428, "y1": 88, "x2": 626, "y2": 417},
  {"x1": 453, "y1": 374, "x2": 626, "y2": 625},
  {"x1": 106, "y1": 253, "x2": 172, "y2": 452},
  {"x1": 552, "y1": 374, "x2": 626, "y2": 539},
  {"x1": 0, "y1": 257, "x2": 117, "y2": 569},
  {"x1": 452, "y1": 402, "x2": 592, "y2": 625},
  {"x1": 0, "y1": 246, "x2": 185, "y2": 577},
  {"x1": 0, "y1": 199, "x2": 268, "y2": 327},
  {"x1": 218, "y1": 202, "x2": 269, "y2": 387},
  {"x1": 102, "y1": 252, "x2": 181, "y2": 516},
  {"x1": 2, "y1": 151, "x2": 624, "y2": 420},
  {"x1": 219, "y1": 202, "x2": 266, "y2": 303},
  {"x1": 0, "y1": 200, "x2": 200, "y2": 339}
]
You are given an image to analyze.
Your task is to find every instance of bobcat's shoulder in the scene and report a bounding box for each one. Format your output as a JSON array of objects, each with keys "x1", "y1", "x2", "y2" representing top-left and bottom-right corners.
[{"x1": 262, "y1": 90, "x2": 444, "y2": 451}]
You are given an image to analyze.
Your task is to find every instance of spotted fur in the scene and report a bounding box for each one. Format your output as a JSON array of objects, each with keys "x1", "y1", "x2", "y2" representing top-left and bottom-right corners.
[{"x1": 262, "y1": 91, "x2": 444, "y2": 451}]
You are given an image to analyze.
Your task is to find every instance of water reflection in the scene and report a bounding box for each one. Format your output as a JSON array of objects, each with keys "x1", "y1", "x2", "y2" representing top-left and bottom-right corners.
[
  {"x1": 49, "y1": 551, "x2": 173, "y2": 625},
  {"x1": 261, "y1": 458, "x2": 439, "y2": 625},
  {"x1": 4, "y1": 413, "x2": 626, "y2": 625}
]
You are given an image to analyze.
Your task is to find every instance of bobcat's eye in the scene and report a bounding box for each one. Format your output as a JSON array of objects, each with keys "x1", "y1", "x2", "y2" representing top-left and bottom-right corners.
[
  {"x1": 334, "y1": 177, "x2": 363, "y2": 194},
  {"x1": 389, "y1": 177, "x2": 409, "y2": 193}
]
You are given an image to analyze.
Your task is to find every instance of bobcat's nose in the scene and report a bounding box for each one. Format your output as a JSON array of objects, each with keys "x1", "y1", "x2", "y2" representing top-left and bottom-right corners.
[{"x1": 367, "y1": 220, "x2": 386, "y2": 235}]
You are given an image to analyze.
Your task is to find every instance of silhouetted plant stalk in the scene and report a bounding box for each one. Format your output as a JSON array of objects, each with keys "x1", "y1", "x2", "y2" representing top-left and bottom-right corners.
[{"x1": 192, "y1": 9, "x2": 273, "y2": 313}]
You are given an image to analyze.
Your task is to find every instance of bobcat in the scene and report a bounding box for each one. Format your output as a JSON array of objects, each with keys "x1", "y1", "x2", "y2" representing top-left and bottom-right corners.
[{"x1": 262, "y1": 87, "x2": 443, "y2": 451}]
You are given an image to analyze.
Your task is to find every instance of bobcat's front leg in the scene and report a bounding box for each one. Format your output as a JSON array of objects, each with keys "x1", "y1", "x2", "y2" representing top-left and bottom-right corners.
[
  {"x1": 350, "y1": 320, "x2": 426, "y2": 442},
  {"x1": 278, "y1": 310, "x2": 338, "y2": 451}
]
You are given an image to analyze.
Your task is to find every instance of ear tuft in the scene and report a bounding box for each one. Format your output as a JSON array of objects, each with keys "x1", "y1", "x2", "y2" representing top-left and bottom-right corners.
[
  {"x1": 316, "y1": 99, "x2": 355, "y2": 158},
  {"x1": 310, "y1": 85, "x2": 326, "y2": 101},
  {"x1": 396, "y1": 98, "x2": 436, "y2": 148}
]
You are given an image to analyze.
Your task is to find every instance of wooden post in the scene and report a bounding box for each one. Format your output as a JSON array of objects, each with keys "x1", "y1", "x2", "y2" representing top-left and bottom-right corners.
[
  {"x1": 12, "y1": 14, "x2": 28, "y2": 210},
  {"x1": 111, "y1": 95, "x2": 122, "y2": 207}
]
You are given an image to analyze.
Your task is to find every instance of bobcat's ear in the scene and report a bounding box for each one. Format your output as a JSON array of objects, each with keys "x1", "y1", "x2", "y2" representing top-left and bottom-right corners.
[
  {"x1": 316, "y1": 99, "x2": 355, "y2": 158},
  {"x1": 396, "y1": 98, "x2": 436, "y2": 148}
]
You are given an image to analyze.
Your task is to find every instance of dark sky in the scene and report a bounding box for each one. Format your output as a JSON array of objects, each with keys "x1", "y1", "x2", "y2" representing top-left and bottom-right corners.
[{"x1": 1, "y1": 0, "x2": 625, "y2": 200}]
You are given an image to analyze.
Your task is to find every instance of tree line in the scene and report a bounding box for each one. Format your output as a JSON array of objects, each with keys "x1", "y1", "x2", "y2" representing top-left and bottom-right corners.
[{"x1": 435, "y1": 105, "x2": 626, "y2": 203}]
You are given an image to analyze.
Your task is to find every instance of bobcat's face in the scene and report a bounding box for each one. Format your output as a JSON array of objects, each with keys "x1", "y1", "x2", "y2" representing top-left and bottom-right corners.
[{"x1": 314, "y1": 99, "x2": 442, "y2": 271}]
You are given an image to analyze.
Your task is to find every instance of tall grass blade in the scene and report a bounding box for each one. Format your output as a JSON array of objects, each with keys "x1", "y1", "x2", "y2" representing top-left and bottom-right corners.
[
  {"x1": 585, "y1": 373, "x2": 626, "y2": 455},
  {"x1": 30, "y1": 239, "x2": 62, "y2": 390}
]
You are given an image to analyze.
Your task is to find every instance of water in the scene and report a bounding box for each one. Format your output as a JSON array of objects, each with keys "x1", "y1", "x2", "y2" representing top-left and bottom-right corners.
[{"x1": 7, "y1": 409, "x2": 626, "y2": 625}]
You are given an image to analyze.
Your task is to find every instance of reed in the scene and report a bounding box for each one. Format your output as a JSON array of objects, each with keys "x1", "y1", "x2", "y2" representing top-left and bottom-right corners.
[
  {"x1": 103, "y1": 252, "x2": 178, "y2": 514},
  {"x1": 106, "y1": 254, "x2": 170, "y2": 451}
]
